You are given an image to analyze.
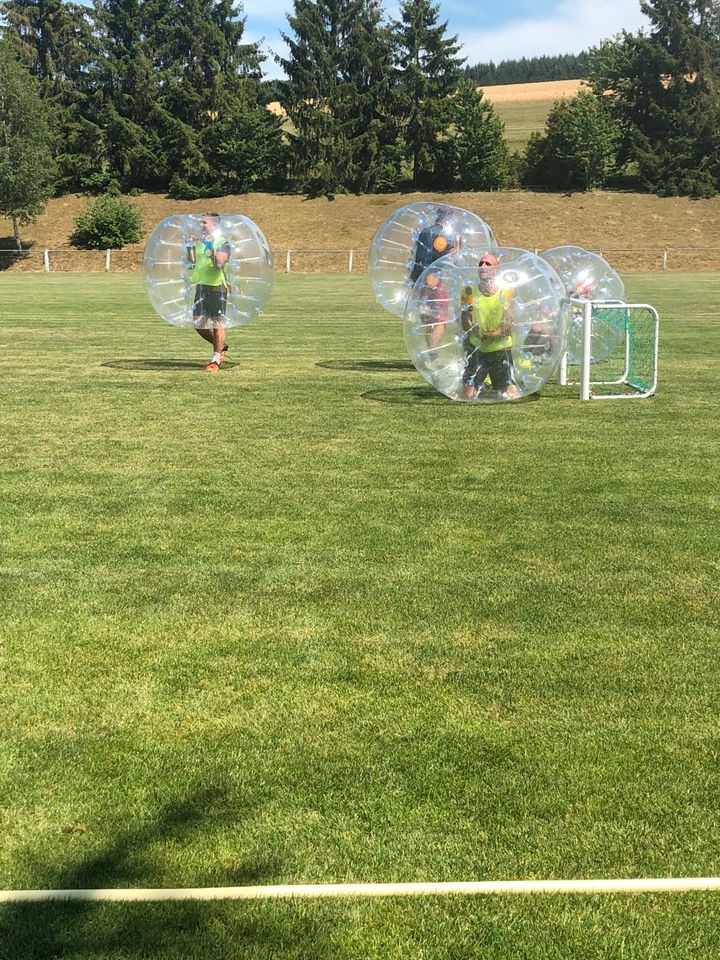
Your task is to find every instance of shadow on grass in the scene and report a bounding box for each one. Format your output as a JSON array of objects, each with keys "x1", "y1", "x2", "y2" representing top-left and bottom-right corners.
[
  {"x1": 362, "y1": 386, "x2": 450, "y2": 405},
  {"x1": 316, "y1": 359, "x2": 415, "y2": 373},
  {"x1": 0, "y1": 785, "x2": 336, "y2": 960},
  {"x1": 102, "y1": 359, "x2": 233, "y2": 372},
  {"x1": 362, "y1": 387, "x2": 544, "y2": 406},
  {"x1": 0, "y1": 238, "x2": 33, "y2": 271}
]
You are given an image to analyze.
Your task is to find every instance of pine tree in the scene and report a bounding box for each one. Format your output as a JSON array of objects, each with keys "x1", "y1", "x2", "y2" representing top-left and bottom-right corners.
[
  {"x1": 93, "y1": 0, "x2": 168, "y2": 188},
  {"x1": 590, "y1": 0, "x2": 720, "y2": 196},
  {"x1": 450, "y1": 79, "x2": 512, "y2": 189},
  {"x1": 0, "y1": 0, "x2": 103, "y2": 190},
  {"x1": 390, "y1": 0, "x2": 464, "y2": 188},
  {"x1": 156, "y1": 0, "x2": 284, "y2": 194},
  {"x1": 278, "y1": 0, "x2": 393, "y2": 196},
  {"x1": 0, "y1": 40, "x2": 56, "y2": 248}
]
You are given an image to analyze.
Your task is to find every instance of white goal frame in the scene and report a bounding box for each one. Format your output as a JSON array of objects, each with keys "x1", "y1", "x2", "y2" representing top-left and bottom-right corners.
[{"x1": 558, "y1": 300, "x2": 660, "y2": 401}]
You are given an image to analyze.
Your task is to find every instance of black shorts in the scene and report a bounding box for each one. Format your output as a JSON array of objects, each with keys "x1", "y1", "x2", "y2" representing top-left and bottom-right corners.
[
  {"x1": 462, "y1": 346, "x2": 514, "y2": 391},
  {"x1": 193, "y1": 284, "x2": 227, "y2": 321}
]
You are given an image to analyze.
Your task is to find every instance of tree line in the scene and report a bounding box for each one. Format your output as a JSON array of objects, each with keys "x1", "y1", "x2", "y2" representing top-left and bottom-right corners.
[
  {"x1": 465, "y1": 53, "x2": 591, "y2": 86},
  {"x1": 1, "y1": 0, "x2": 720, "y2": 244}
]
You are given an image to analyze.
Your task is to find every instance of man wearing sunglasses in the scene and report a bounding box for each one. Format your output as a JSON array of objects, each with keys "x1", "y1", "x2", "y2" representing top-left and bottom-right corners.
[{"x1": 460, "y1": 253, "x2": 518, "y2": 400}]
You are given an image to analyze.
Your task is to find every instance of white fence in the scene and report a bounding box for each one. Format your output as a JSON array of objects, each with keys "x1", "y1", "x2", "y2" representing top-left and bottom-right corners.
[{"x1": 2, "y1": 246, "x2": 720, "y2": 273}]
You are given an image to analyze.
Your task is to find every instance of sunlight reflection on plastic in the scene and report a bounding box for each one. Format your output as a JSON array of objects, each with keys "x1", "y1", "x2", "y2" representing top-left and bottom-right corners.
[
  {"x1": 540, "y1": 245, "x2": 626, "y2": 364},
  {"x1": 142, "y1": 215, "x2": 273, "y2": 329},
  {"x1": 368, "y1": 202, "x2": 496, "y2": 317},
  {"x1": 404, "y1": 248, "x2": 569, "y2": 403}
]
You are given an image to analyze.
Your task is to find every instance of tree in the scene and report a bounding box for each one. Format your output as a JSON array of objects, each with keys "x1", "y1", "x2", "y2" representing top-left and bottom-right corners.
[
  {"x1": 590, "y1": 0, "x2": 720, "y2": 197},
  {"x1": 0, "y1": 41, "x2": 56, "y2": 249},
  {"x1": 278, "y1": 0, "x2": 393, "y2": 196},
  {"x1": 522, "y1": 90, "x2": 620, "y2": 190},
  {"x1": 390, "y1": 0, "x2": 464, "y2": 188},
  {"x1": 0, "y1": 0, "x2": 103, "y2": 190},
  {"x1": 92, "y1": 0, "x2": 168, "y2": 188},
  {"x1": 154, "y1": 0, "x2": 284, "y2": 194},
  {"x1": 450, "y1": 79, "x2": 512, "y2": 189}
]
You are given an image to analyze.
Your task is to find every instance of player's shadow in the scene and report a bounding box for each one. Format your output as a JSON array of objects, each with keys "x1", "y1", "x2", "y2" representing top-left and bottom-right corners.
[
  {"x1": 0, "y1": 783, "x2": 336, "y2": 960},
  {"x1": 102, "y1": 359, "x2": 223, "y2": 371},
  {"x1": 316, "y1": 359, "x2": 414, "y2": 373}
]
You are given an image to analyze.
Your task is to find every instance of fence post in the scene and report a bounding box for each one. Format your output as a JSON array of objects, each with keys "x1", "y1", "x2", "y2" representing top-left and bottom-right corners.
[
  {"x1": 105, "y1": 249, "x2": 111, "y2": 272},
  {"x1": 44, "y1": 249, "x2": 50, "y2": 272},
  {"x1": 286, "y1": 250, "x2": 291, "y2": 273},
  {"x1": 662, "y1": 248, "x2": 668, "y2": 271},
  {"x1": 348, "y1": 250, "x2": 354, "y2": 273}
]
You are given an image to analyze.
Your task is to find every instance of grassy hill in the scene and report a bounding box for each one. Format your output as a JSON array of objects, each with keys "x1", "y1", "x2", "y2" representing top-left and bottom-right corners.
[
  {"x1": 2, "y1": 185, "x2": 720, "y2": 273},
  {"x1": 482, "y1": 79, "x2": 585, "y2": 154},
  {"x1": 267, "y1": 79, "x2": 586, "y2": 154}
]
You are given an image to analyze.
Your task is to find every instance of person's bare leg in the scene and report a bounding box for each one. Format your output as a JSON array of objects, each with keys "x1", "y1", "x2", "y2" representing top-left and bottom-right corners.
[
  {"x1": 212, "y1": 321, "x2": 226, "y2": 355},
  {"x1": 195, "y1": 321, "x2": 213, "y2": 345}
]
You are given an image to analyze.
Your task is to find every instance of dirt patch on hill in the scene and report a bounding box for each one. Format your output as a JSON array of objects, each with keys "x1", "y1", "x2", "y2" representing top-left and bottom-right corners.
[{"x1": 2, "y1": 189, "x2": 720, "y2": 272}]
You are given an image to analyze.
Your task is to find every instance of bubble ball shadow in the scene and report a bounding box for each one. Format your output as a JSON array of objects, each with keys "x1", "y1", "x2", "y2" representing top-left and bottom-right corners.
[
  {"x1": 0, "y1": 784, "x2": 337, "y2": 960},
  {"x1": 362, "y1": 387, "x2": 542, "y2": 405},
  {"x1": 316, "y1": 359, "x2": 415, "y2": 373}
]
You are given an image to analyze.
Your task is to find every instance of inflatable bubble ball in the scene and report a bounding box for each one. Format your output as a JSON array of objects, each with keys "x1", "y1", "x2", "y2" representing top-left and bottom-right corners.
[
  {"x1": 540, "y1": 245, "x2": 626, "y2": 364},
  {"x1": 142, "y1": 214, "x2": 273, "y2": 329},
  {"x1": 368, "y1": 202, "x2": 496, "y2": 317},
  {"x1": 404, "y1": 247, "x2": 569, "y2": 403}
]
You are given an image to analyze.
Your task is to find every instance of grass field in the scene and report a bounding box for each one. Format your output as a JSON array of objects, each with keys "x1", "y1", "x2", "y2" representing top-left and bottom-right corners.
[
  {"x1": 1, "y1": 271, "x2": 720, "y2": 958},
  {"x1": 482, "y1": 80, "x2": 584, "y2": 154}
]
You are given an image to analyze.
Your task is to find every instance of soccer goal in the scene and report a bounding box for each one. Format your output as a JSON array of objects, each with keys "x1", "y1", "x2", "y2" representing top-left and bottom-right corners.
[{"x1": 558, "y1": 300, "x2": 659, "y2": 400}]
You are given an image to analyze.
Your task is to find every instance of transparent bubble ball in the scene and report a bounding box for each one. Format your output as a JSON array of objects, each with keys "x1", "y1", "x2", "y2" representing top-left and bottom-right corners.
[
  {"x1": 142, "y1": 214, "x2": 273, "y2": 329},
  {"x1": 369, "y1": 202, "x2": 496, "y2": 317},
  {"x1": 540, "y1": 245, "x2": 626, "y2": 364},
  {"x1": 404, "y1": 248, "x2": 569, "y2": 403}
]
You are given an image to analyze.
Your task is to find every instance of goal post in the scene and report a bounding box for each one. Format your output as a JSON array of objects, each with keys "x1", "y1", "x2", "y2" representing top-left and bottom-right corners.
[{"x1": 559, "y1": 300, "x2": 659, "y2": 400}]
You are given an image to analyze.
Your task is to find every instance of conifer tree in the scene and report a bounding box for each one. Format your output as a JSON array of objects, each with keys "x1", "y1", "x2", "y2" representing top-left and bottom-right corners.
[
  {"x1": 0, "y1": 0, "x2": 103, "y2": 190},
  {"x1": 390, "y1": 0, "x2": 464, "y2": 188},
  {"x1": 278, "y1": 0, "x2": 393, "y2": 196},
  {"x1": 450, "y1": 79, "x2": 512, "y2": 189},
  {"x1": 153, "y1": 0, "x2": 282, "y2": 195},
  {"x1": 93, "y1": 0, "x2": 168, "y2": 188},
  {"x1": 590, "y1": 0, "x2": 720, "y2": 196}
]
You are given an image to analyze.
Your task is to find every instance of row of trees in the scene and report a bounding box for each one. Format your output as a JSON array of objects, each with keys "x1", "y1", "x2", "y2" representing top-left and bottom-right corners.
[
  {"x1": 465, "y1": 53, "x2": 591, "y2": 86},
  {"x1": 1, "y1": 0, "x2": 720, "y2": 222}
]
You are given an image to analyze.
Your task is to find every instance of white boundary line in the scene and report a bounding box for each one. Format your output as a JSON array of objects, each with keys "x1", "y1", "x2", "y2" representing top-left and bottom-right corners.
[{"x1": 2, "y1": 878, "x2": 720, "y2": 903}]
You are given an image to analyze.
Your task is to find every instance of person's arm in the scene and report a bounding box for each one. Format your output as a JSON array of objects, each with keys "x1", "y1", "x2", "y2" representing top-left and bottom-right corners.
[
  {"x1": 481, "y1": 296, "x2": 513, "y2": 340},
  {"x1": 212, "y1": 242, "x2": 230, "y2": 270},
  {"x1": 460, "y1": 284, "x2": 475, "y2": 333},
  {"x1": 186, "y1": 237, "x2": 197, "y2": 264}
]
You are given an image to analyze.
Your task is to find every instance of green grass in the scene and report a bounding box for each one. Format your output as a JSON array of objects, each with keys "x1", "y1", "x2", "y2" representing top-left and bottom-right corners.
[
  {"x1": 493, "y1": 100, "x2": 554, "y2": 154},
  {"x1": 1, "y1": 271, "x2": 720, "y2": 958}
]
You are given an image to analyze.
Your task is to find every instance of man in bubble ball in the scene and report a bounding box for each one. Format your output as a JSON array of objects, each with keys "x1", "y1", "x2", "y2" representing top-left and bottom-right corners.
[
  {"x1": 460, "y1": 253, "x2": 517, "y2": 400},
  {"x1": 186, "y1": 213, "x2": 232, "y2": 371},
  {"x1": 409, "y1": 207, "x2": 460, "y2": 284}
]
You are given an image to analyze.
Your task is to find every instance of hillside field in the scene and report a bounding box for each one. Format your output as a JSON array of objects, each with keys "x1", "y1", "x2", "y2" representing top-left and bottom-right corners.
[
  {"x1": 482, "y1": 79, "x2": 586, "y2": 154},
  {"x1": 267, "y1": 79, "x2": 585, "y2": 154},
  {"x1": 2, "y1": 186, "x2": 720, "y2": 274}
]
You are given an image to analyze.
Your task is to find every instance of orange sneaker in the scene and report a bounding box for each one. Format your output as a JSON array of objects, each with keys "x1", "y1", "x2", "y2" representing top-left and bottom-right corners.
[{"x1": 205, "y1": 360, "x2": 220, "y2": 371}]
